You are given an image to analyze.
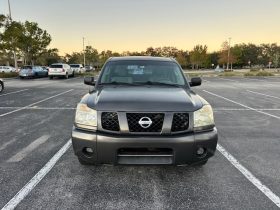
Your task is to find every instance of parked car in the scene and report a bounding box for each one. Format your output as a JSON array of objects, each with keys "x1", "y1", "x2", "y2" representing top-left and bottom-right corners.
[
  {"x1": 85, "y1": 65, "x2": 95, "y2": 72},
  {"x1": 42, "y1": 66, "x2": 49, "y2": 72},
  {"x1": 70, "y1": 64, "x2": 85, "y2": 74},
  {"x1": 0, "y1": 78, "x2": 4, "y2": 93},
  {"x1": 72, "y1": 56, "x2": 218, "y2": 166},
  {"x1": 48, "y1": 63, "x2": 74, "y2": 79},
  {"x1": 0, "y1": 66, "x2": 16, "y2": 73},
  {"x1": 19, "y1": 66, "x2": 48, "y2": 79}
]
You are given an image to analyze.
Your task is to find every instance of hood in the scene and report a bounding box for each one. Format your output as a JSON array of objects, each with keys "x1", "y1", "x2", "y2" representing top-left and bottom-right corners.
[{"x1": 86, "y1": 86, "x2": 203, "y2": 112}]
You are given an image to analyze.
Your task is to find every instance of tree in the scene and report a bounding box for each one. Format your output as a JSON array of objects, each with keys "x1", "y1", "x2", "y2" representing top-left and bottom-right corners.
[
  {"x1": 175, "y1": 50, "x2": 189, "y2": 68},
  {"x1": 189, "y1": 45, "x2": 208, "y2": 69},
  {"x1": 218, "y1": 41, "x2": 237, "y2": 69},
  {"x1": 85, "y1": 46, "x2": 99, "y2": 66},
  {"x1": 36, "y1": 48, "x2": 61, "y2": 66},
  {"x1": 1, "y1": 20, "x2": 24, "y2": 67},
  {"x1": 20, "y1": 21, "x2": 51, "y2": 65},
  {"x1": 65, "y1": 52, "x2": 83, "y2": 64}
]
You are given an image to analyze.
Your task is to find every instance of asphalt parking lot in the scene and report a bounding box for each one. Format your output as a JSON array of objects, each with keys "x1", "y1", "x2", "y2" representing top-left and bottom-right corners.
[{"x1": 0, "y1": 76, "x2": 280, "y2": 209}]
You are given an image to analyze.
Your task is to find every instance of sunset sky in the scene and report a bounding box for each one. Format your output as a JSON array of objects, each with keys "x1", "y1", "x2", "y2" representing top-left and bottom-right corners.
[{"x1": 1, "y1": 0, "x2": 280, "y2": 55}]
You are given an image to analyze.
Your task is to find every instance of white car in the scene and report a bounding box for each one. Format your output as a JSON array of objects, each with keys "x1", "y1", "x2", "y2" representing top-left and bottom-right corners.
[
  {"x1": 0, "y1": 66, "x2": 16, "y2": 73},
  {"x1": 48, "y1": 63, "x2": 74, "y2": 79},
  {"x1": 70, "y1": 64, "x2": 85, "y2": 74}
]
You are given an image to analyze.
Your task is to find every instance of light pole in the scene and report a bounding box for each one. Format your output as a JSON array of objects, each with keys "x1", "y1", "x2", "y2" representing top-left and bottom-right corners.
[
  {"x1": 83, "y1": 37, "x2": 86, "y2": 67},
  {"x1": 227, "y1": 37, "x2": 231, "y2": 71}
]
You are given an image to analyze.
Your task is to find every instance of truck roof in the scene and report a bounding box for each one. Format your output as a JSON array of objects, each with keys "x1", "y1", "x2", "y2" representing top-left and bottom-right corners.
[{"x1": 109, "y1": 56, "x2": 174, "y2": 62}]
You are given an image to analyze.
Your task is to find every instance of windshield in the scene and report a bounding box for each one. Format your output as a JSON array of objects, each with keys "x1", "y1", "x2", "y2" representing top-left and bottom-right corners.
[
  {"x1": 50, "y1": 64, "x2": 63, "y2": 68},
  {"x1": 99, "y1": 60, "x2": 186, "y2": 86},
  {"x1": 70, "y1": 64, "x2": 80, "y2": 68},
  {"x1": 22, "y1": 66, "x2": 32, "y2": 69}
]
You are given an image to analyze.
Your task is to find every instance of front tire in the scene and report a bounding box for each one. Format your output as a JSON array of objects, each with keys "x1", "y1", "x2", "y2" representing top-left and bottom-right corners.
[{"x1": 49, "y1": 76, "x2": 53, "y2": 80}]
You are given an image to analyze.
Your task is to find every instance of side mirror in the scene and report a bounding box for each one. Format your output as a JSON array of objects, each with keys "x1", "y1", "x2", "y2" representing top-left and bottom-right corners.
[
  {"x1": 84, "y1": 76, "x2": 95, "y2": 86},
  {"x1": 189, "y1": 77, "x2": 202, "y2": 87}
]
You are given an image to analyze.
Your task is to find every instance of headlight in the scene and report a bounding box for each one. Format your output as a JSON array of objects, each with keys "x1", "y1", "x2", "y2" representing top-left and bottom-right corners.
[
  {"x1": 194, "y1": 105, "x2": 214, "y2": 130},
  {"x1": 75, "y1": 103, "x2": 97, "y2": 130}
]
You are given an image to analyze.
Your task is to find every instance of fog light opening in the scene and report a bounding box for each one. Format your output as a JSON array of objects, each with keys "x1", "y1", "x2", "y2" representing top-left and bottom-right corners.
[
  {"x1": 196, "y1": 147, "x2": 207, "y2": 157},
  {"x1": 82, "y1": 147, "x2": 94, "y2": 157}
]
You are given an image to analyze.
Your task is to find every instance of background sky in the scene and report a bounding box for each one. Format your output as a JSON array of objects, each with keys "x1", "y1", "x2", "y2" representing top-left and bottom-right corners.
[{"x1": 1, "y1": 0, "x2": 279, "y2": 55}]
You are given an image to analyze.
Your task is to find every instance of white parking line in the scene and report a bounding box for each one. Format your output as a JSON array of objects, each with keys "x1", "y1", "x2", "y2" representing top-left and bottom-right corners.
[
  {"x1": 0, "y1": 107, "x2": 76, "y2": 110},
  {"x1": 2, "y1": 139, "x2": 72, "y2": 210},
  {"x1": 247, "y1": 90, "x2": 280, "y2": 100},
  {"x1": 214, "y1": 108, "x2": 280, "y2": 111},
  {"x1": 203, "y1": 90, "x2": 280, "y2": 120},
  {"x1": 0, "y1": 89, "x2": 29, "y2": 97},
  {"x1": 7, "y1": 135, "x2": 50, "y2": 162},
  {"x1": 217, "y1": 144, "x2": 280, "y2": 208},
  {"x1": 0, "y1": 89, "x2": 74, "y2": 117}
]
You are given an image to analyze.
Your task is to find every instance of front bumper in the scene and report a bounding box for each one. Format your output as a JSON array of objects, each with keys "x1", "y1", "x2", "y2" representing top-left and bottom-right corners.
[
  {"x1": 72, "y1": 127, "x2": 218, "y2": 165},
  {"x1": 48, "y1": 72, "x2": 67, "y2": 76}
]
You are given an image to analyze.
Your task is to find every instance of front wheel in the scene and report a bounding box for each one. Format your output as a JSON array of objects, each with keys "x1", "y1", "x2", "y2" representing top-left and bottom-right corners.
[
  {"x1": 0, "y1": 81, "x2": 4, "y2": 93},
  {"x1": 49, "y1": 76, "x2": 53, "y2": 80}
]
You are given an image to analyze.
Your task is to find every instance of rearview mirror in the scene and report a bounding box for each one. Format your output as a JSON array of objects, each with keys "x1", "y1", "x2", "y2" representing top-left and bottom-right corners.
[
  {"x1": 84, "y1": 77, "x2": 95, "y2": 86},
  {"x1": 189, "y1": 77, "x2": 202, "y2": 87}
]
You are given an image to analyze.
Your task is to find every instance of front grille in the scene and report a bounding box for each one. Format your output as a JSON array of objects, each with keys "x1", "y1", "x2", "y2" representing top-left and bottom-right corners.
[
  {"x1": 171, "y1": 113, "x2": 189, "y2": 132},
  {"x1": 101, "y1": 112, "x2": 120, "y2": 131},
  {"x1": 127, "y1": 113, "x2": 164, "y2": 133}
]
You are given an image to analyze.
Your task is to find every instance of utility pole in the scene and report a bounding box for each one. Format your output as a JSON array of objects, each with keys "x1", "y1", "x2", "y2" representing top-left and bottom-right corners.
[
  {"x1": 83, "y1": 37, "x2": 86, "y2": 67},
  {"x1": 7, "y1": 0, "x2": 18, "y2": 70},
  {"x1": 227, "y1": 37, "x2": 231, "y2": 71},
  {"x1": 8, "y1": 0, "x2": 12, "y2": 19}
]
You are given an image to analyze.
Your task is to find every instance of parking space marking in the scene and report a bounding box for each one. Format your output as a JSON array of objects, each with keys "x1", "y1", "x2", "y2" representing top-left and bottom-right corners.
[
  {"x1": 247, "y1": 90, "x2": 280, "y2": 100},
  {"x1": 203, "y1": 90, "x2": 280, "y2": 120},
  {"x1": 0, "y1": 89, "x2": 29, "y2": 97},
  {"x1": 0, "y1": 107, "x2": 76, "y2": 110},
  {"x1": 217, "y1": 144, "x2": 280, "y2": 208},
  {"x1": 7, "y1": 135, "x2": 50, "y2": 162},
  {"x1": 2, "y1": 139, "x2": 72, "y2": 210},
  {"x1": 0, "y1": 89, "x2": 74, "y2": 117},
  {"x1": 214, "y1": 108, "x2": 280, "y2": 111}
]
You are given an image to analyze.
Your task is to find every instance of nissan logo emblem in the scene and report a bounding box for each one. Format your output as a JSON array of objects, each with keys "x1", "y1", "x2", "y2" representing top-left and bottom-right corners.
[{"x1": 138, "y1": 117, "x2": 153, "y2": 128}]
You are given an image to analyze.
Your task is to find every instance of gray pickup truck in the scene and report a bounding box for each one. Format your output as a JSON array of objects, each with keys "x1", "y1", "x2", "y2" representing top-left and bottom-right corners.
[{"x1": 72, "y1": 56, "x2": 218, "y2": 166}]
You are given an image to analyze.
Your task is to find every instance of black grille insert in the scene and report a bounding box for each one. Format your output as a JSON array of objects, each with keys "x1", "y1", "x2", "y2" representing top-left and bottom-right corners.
[
  {"x1": 127, "y1": 113, "x2": 164, "y2": 133},
  {"x1": 101, "y1": 112, "x2": 120, "y2": 131},
  {"x1": 171, "y1": 113, "x2": 189, "y2": 132}
]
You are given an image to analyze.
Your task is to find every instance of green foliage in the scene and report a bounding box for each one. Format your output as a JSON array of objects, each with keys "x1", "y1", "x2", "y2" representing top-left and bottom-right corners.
[
  {"x1": 244, "y1": 71, "x2": 274, "y2": 77},
  {"x1": 189, "y1": 45, "x2": 208, "y2": 69},
  {"x1": 0, "y1": 15, "x2": 52, "y2": 66},
  {"x1": 255, "y1": 71, "x2": 274, "y2": 76},
  {"x1": 0, "y1": 72, "x2": 18, "y2": 78}
]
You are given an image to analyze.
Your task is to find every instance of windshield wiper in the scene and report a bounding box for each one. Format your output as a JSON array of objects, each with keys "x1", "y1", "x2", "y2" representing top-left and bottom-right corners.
[{"x1": 135, "y1": 81, "x2": 182, "y2": 87}]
